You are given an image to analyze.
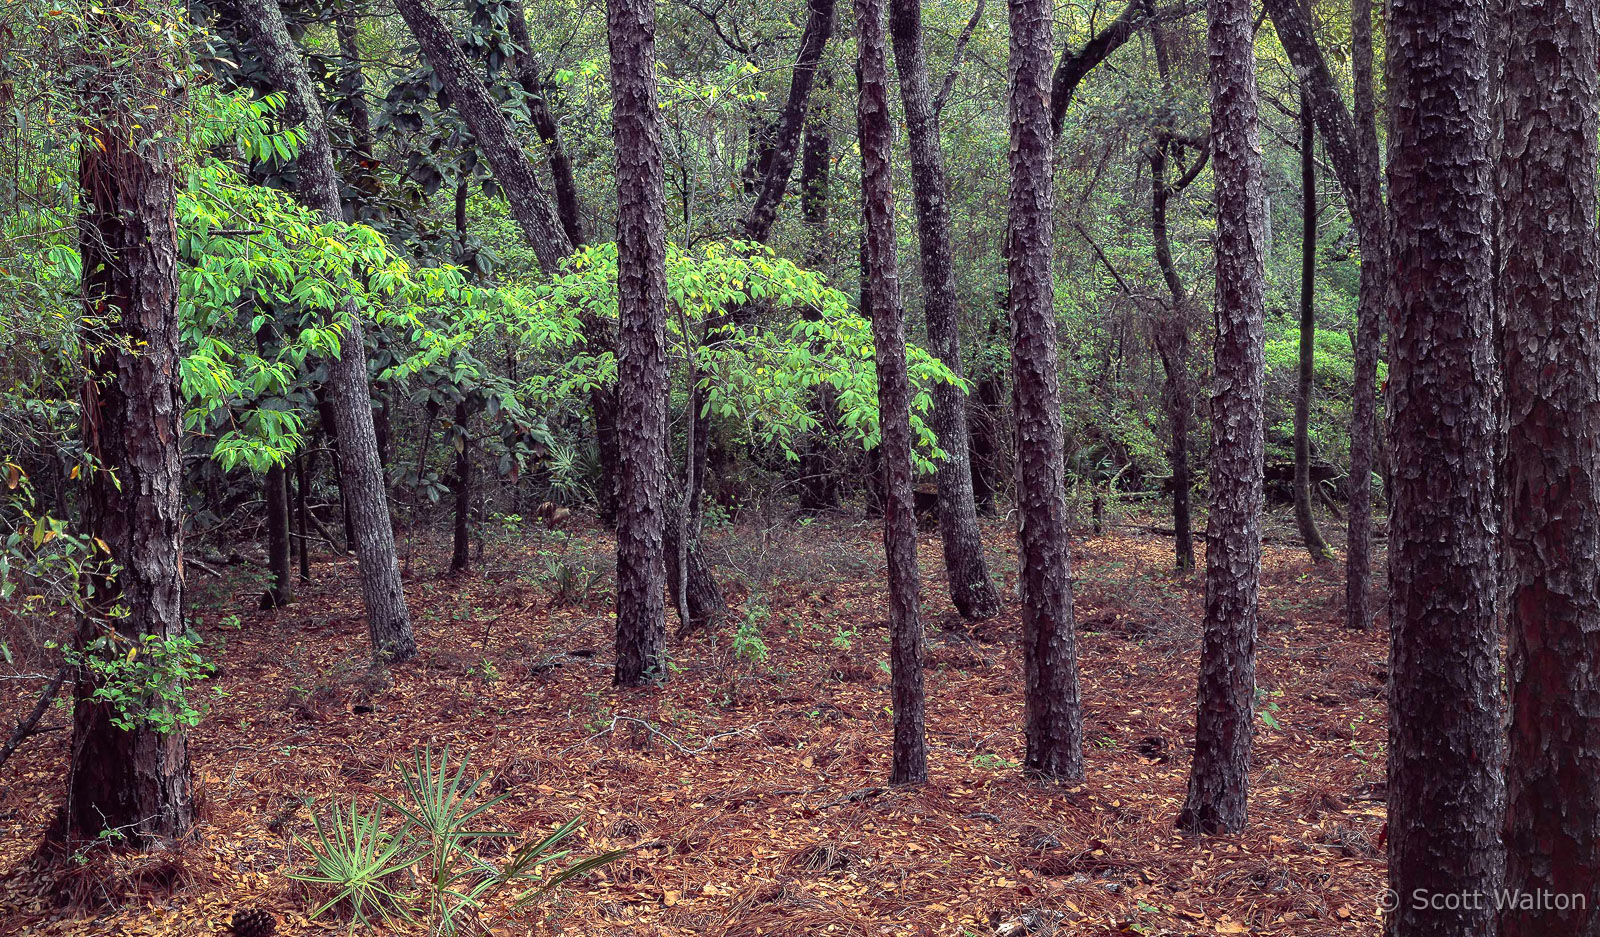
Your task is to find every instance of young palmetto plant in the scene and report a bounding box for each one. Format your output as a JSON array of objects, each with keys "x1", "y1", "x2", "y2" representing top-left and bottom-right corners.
[
  {"x1": 294, "y1": 746, "x2": 623, "y2": 934},
  {"x1": 382, "y1": 746, "x2": 624, "y2": 935},
  {"x1": 290, "y1": 800, "x2": 415, "y2": 928}
]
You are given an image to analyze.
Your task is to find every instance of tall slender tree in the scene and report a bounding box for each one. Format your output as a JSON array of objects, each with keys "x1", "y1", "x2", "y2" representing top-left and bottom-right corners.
[
  {"x1": 1007, "y1": 0, "x2": 1084, "y2": 780},
  {"x1": 856, "y1": 0, "x2": 928, "y2": 785},
  {"x1": 1293, "y1": 90, "x2": 1331, "y2": 563},
  {"x1": 1178, "y1": 0, "x2": 1266, "y2": 834},
  {"x1": 1498, "y1": 0, "x2": 1600, "y2": 933},
  {"x1": 887, "y1": 0, "x2": 1001, "y2": 622},
  {"x1": 66, "y1": 0, "x2": 193, "y2": 843},
  {"x1": 607, "y1": 0, "x2": 671, "y2": 686},
  {"x1": 240, "y1": 0, "x2": 416, "y2": 662},
  {"x1": 1260, "y1": 0, "x2": 1386, "y2": 630},
  {"x1": 1384, "y1": 0, "x2": 1504, "y2": 933}
]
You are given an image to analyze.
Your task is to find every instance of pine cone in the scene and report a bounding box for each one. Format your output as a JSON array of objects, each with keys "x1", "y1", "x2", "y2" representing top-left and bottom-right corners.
[{"x1": 230, "y1": 907, "x2": 276, "y2": 937}]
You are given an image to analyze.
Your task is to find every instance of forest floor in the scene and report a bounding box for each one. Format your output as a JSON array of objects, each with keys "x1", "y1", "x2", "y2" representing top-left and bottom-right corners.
[{"x1": 0, "y1": 509, "x2": 1388, "y2": 936}]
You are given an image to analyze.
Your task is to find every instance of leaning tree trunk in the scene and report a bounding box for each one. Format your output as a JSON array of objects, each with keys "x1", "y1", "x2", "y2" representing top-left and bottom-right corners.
[
  {"x1": 1178, "y1": 0, "x2": 1266, "y2": 835},
  {"x1": 392, "y1": 0, "x2": 572, "y2": 272},
  {"x1": 241, "y1": 0, "x2": 416, "y2": 662},
  {"x1": 505, "y1": 0, "x2": 586, "y2": 246},
  {"x1": 67, "y1": 0, "x2": 193, "y2": 843},
  {"x1": 1385, "y1": 0, "x2": 1505, "y2": 934},
  {"x1": 1007, "y1": 0, "x2": 1084, "y2": 781},
  {"x1": 856, "y1": 0, "x2": 928, "y2": 785},
  {"x1": 607, "y1": 0, "x2": 670, "y2": 687},
  {"x1": 887, "y1": 0, "x2": 1001, "y2": 622},
  {"x1": 1293, "y1": 90, "x2": 1331, "y2": 563},
  {"x1": 742, "y1": 0, "x2": 836, "y2": 243},
  {"x1": 1498, "y1": 1, "x2": 1600, "y2": 934}
]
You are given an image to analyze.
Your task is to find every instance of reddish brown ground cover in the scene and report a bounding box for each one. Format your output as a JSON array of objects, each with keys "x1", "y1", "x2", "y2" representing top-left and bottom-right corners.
[{"x1": 0, "y1": 515, "x2": 1387, "y2": 935}]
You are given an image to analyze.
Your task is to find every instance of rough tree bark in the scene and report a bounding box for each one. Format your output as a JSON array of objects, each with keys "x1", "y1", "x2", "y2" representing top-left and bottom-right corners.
[
  {"x1": 1147, "y1": 135, "x2": 1206, "y2": 573},
  {"x1": 67, "y1": 0, "x2": 193, "y2": 842},
  {"x1": 887, "y1": 0, "x2": 1001, "y2": 621},
  {"x1": 607, "y1": 0, "x2": 670, "y2": 686},
  {"x1": 1293, "y1": 90, "x2": 1331, "y2": 563},
  {"x1": 1177, "y1": 0, "x2": 1265, "y2": 835},
  {"x1": 856, "y1": 0, "x2": 928, "y2": 785},
  {"x1": 392, "y1": 0, "x2": 573, "y2": 273},
  {"x1": 241, "y1": 0, "x2": 416, "y2": 662},
  {"x1": 1007, "y1": 0, "x2": 1084, "y2": 781},
  {"x1": 1260, "y1": 0, "x2": 1386, "y2": 630},
  {"x1": 1498, "y1": 1, "x2": 1600, "y2": 933},
  {"x1": 1384, "y1": 0, "x2": 1505, "y2": 933},
  {"x1": 742, "y1": 0, "x2": 836, "y2": 243}
]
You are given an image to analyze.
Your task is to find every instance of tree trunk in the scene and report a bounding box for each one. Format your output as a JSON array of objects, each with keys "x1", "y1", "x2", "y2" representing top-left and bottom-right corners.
[
  {"x1": 333, "y1": 4, "x2": 378, "y2": 213},
  {"x1": 1177, "y1": 0, "x2": 1266, "y2": 835},
  {"x1": 1498, "y1": 1, "x2": 1600, "y2": 933},
  {"x1": 450, "y1": 400, "x2": 472, "y2": 576},
  {"x1": 1293, "y1": 90, "x2": 1331, "y2": 563},
  {"x1": 887, "y1": 0, "x2": 1000, "y2": 622},
  {"x1": 241, "y1": 0, "x2": 416, "y2": 662},
  {"x1": 1007, "y1": 0, "x2": 1084, "y2": 781},
  {"x1": 796, "y1": 78, "x2": 841, "y2": 512},
  {"x1": 1384, "y1": 0, "x2": 1504, "y2": 933},
  {"x1": 1147, "y1": 137, "x2": 1203, "y2": 572},
  {"x1": 262, "y1": 463, "x2": 294, "y2": 607},
  {"x1": 970, "y1": 360, "x2": 1004, "y2": 515},
  {"x1": 856, "y1": 0, "x2": 928, "y2": 785},
  {"x1": 505, "y1": 0, "x2": 587, "y2": 246},
  {"x1": 1050, "y1": 0, "x2": 1195, "y2": 138},
  {"x1": 392, "y1": 0, "x2": 573, "y2": 272},
  {"x1": 608, "y1": 0, "x2": 670, "y2": 687},
  {"x1": 742, "y1": 0, "x2": 836, "y2": 243},
  {"x1": 68, "y1": 0, "x2": 193, "y2": 841},
  {"x1": 1259, "y1": 0, "x2": 1387, "y2": 630},
  {"x1": 295, "y1": 452, "x2": 311, "y2": 580}
]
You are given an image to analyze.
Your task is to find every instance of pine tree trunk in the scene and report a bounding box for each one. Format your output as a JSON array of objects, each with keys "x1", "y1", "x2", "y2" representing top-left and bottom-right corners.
[
  {"x1": 1385, "y1": 0, "x2": 1504, "y2": 932},
  {"x1": 450, "y1": 400, "x2": 472, "y2": 576},
  {"x1": 1147, "y1": 139, "x2": 1200, "y2": 572},
  {"x1": 887, "y1": 0, "x2": 1001, "y2": 622},
  {"x1": 608, "y1": 0, "x2": 670, "y2": 687},
  {"x1": 263, "y1": 463, "x2": 294, "y2": 607},
  {"x1": 333, "y1": 5, "x2": 378, "y2": 210},
  {"x1": 1345, "y1": 0, "x2": 1383, "y2": 632},
  {"x1": 1007, "y1": 0, "x2": 1084, "y2": 781},
  {"x1": 1498, "y1": 1, "x2": 1600, "y2": 933},
  {"x1": 1293, "y1": 91, "x2": 1331, "y2": 563},
  {"x1": 1178, "y1": 0, "x2": 1266, "y2": 835},
  {"x1": 295, "y1": 453, "x2": 311, "y2": 580},
  {"x1": 241, "y1": 0, "x2": 416, "y2": 662},
  {"x1": 68, "y1": 0, "x2": 193, "y2": 840},
  {"x1": 856, "y1": 0, "x2": 928, "y2": 785}
]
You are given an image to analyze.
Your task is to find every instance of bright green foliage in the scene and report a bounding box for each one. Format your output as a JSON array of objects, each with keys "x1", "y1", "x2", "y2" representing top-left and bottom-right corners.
[
  {"x1": 528, "y1": 241, "x2": 962, "y2": 472},
  {"x1": 56, "y1": 630, "x2": 216, "y2": 735}
]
